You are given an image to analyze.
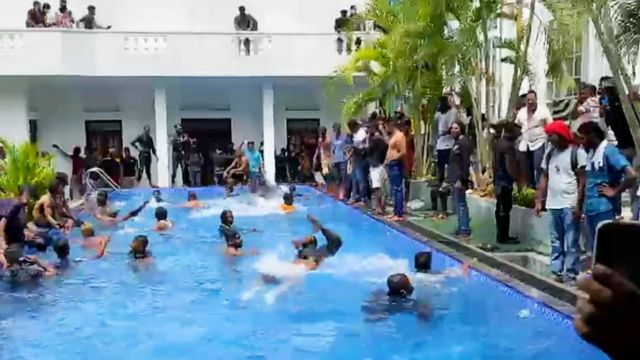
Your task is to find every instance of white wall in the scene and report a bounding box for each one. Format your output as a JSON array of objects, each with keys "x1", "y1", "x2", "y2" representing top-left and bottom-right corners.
[
  {"x1": 24, "y1": 77, "x2": 355, "y2": 177},
  {"x1": 0, "y1": 80, "x2": 29, "y2": 144},
  {"x1": 2, "y1": 0, "x2": 367, "y2": 32}
]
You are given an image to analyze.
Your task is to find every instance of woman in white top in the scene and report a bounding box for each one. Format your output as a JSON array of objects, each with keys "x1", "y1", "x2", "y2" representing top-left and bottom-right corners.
[{"x1": 515, "y1": 90, "x2": 553, "y2": 188}]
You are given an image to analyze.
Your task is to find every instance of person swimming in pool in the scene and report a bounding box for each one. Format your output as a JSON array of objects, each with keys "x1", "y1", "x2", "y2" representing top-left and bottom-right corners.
[
  {"x1": 129, "y1": 235, "x2": 152, "y2": 263},
  {"x1": 292, "y1": 214, "x2": 342, "y2": 270},
  {"x1": 154, "y1": 207, "x2": 173, "y2": 231},
  {"x1": 3, "y1": 243, "x2": 57, "y2": 281},
  {"x1": 280, "y1": 193, "x2": 296, "y2": 214},
  {"x1": 152, "y1": 189, "x2": 163, "y2": 203},
  {"x1": 361, "y1": 273, "x2": 431, "y2": 322},
  {"x1": 219, "y1": 210, "x2": 258, "y2": 256},
  {"x1": 76, "y1": 223, "x2": 110, "y2": 258},
  {"x1": 182, "y1": 191, "x2": 204, "y2": 209},
  {"x1": 52, "y1": 238, "x2": 71, "y2": 271},
  {"x1": 413, "y1": 251, "x2": 471, "y2": 281},
  {"x1": 95, "y1": 191, "x2": 149, "y2": 225}
]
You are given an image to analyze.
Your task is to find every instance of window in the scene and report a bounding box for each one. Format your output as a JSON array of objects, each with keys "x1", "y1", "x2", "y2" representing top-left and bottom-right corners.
[{"x1": 546, "y1": 39, "x2": 582, "y2": 100}]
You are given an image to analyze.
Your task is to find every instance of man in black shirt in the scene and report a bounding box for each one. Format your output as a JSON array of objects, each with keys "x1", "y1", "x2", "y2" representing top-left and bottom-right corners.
[
  {"x1": 334, "y1": 9, "x2": 352, "y2": 54},
  {"x1": 99, "y1": 148, "x2": 121, "y2": 186},
  {"x1": 368, "y1": 121, "x2": 389, "y2": 215},
  {"x1": 121, "y1": 146, "x2": 138, "y2": 189},
  {"x1": 492, "y1": 121, "x2": 520, "y2": 244},
  {"x1": 449, "y1": 121, "x2": 473, "y2": 239},
  {"x1": 131, "y1": 125, "x2": 158, "y2": 186},
  {"x1": 170, "y1": 124, "x2": 189, "y2": 186}
]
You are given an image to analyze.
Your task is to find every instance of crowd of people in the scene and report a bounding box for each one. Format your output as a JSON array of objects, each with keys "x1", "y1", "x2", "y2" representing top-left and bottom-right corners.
[{"x1": 25, "y1": 0, "x2": 110, "y2": 29}]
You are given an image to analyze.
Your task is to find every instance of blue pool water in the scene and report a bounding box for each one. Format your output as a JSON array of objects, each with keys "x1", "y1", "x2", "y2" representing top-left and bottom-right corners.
[{"x1": 0, "y1": 187, "x2": 605, "y2": 360}]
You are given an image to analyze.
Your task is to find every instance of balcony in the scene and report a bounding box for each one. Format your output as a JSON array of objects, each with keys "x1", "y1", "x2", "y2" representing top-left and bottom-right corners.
[{"x1": 0, "y1": 29, "x2": 376, "y2": 77}]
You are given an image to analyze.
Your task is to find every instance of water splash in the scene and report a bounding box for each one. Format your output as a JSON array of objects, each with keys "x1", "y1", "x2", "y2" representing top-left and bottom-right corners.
[
  {"x1": 188, "y1": 196, "x2": 303, "y2": 218},
  {"x1": 318, "y1": 253, "x2": 410, "y2": 283}
]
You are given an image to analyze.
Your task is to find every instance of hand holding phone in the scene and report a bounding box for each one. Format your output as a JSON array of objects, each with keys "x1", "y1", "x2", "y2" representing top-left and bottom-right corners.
[{"x1": 594, "y1": 221, "x2": 640, "y2": 287}]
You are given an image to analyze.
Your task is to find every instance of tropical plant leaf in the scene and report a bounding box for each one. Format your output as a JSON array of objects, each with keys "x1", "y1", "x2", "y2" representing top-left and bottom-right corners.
[{"x1": 0, "y1": 138, "x2": 56, "y2": 200}]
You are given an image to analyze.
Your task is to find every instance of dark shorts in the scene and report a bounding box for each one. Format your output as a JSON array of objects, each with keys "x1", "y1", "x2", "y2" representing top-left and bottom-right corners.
[{"x1": 231, "y1": 173, "x2": 246, "y2": 183}]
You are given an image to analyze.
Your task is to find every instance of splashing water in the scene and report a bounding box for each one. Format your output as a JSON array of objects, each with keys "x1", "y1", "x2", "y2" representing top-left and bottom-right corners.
[
  {"x1": 189, "y1": 196, "x2": 305, "y2": 218},
  {"x1": 318, "y1": 253, "x2": 411, "y2": 284}
]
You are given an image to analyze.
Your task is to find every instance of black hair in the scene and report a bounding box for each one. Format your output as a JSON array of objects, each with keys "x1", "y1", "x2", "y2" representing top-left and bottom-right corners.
[
  {"x1": 527, "y1": 89, "x2": 537, "y2": 98},
  {"x1": 283, "y1": 193, "x2": 294, "y2": 206},
  {"x1": 188, "y1": 191, "x2": 197, "y2": 201},
  {"x1": 387, "y1": 273, "x2": 414, "y2": 298},
  {"x1": 347, "y1": 119, "x2": 359, "y2": 131},
  {"x1": 43, "y1": 3, "x2": 51, "y2": 10},
  {"x1": 414, "y1": 251, "x2": 432, "y2": 273},
  {"x1": 56, "y1": 172, "x2": 69, "y2": 187},
  {"x1": 220, "y1": 210, "x2": 233, "y2": 226},
  {"x1": 155, "y1": 207, "x2": 168, "y2": 221},
  {"x1": 437, "y1": 96, "x2": 451, "y2": 114},
  {"x1": 72, "y1": 146, "x2": 81, "y2": 156},
  {"x1": 289, "y1": 184, "x2": 296, "y2": 194},
  {"x1": 33, "y1": 1, "x2": 41, "y2": 5},
  {"x1": 239, "y1": 6, "x2": 246, "y2": 11},
  {"x1": 578, "y1": 121, "x2": 606, "y2": 141},
  {"x1": 54, "y1": 239, "x2": 70, "y2": 259},
  {"x1": 4, "y1": 243, "x2": 23, "y2": 266},
  {"x1": 130, "y1": 235, "x2": 149, "y2": 259},
  {"x1": 47, "y1": 181, "x2": 59, "y2": 195},
  {"x1": 18, "y1": 184, "x2": 32, "y2": 197}
]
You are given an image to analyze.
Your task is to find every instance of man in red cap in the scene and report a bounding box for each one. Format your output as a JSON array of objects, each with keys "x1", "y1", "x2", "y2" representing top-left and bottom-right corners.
[{"x1": 534, "y1": 120, "x2": 587, "y2": 283}]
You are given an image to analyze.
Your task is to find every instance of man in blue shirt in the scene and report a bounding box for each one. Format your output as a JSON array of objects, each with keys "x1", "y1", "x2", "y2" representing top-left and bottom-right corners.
[
  {"x1": 243, "y1": 140, "x2": 264, "y2": 192},
  {"x1": 578, "y1": 122, "x2": 637, "y2": 256}
]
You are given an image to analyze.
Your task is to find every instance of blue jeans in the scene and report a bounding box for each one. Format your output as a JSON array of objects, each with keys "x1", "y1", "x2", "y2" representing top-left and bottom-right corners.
[
  {"x1": 633, "y1": 197, "x2": 640, "y2": 221},
  {"x1": 386, "y1": 160, "x2": 404, "y2": 217},
  {"x1": 333, "y1": 161, "x2": 347, "y2": 189},
  {"x1": 351, "y1": 162, "x2": 367, "y2": 202},
  {"x1": 523, "y1": 145, "x2": 546, "y2": 188},
  {"x1": 585, "y1": 210, "x2": 615, "y2": 254},
  {"x1": 548, "y1": 208, "x2": 580, "y2": 277},
  {"x1": 453, "y1": 185, "x2": 471, "y2": 235}
]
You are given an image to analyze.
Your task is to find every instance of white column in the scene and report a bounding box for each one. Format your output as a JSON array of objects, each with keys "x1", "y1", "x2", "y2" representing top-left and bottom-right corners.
[
  {"x1": 0, "y1": 82, "x2": 29, "y2": 144},
  {"x1": 154, "y1": 87, "x2": 170, "y2": 188},
  {"x1": 262, "y1": 82, "x2": 276, "y2": 185}
]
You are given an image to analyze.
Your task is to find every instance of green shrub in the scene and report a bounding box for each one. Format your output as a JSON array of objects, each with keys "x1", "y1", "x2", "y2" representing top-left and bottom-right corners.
[
  {"x1": 0, "y1": 138, "x2": 56, "y2": 200},
  {"x1": 512, "y1": 188, "x2": 536, "y2": 209}
]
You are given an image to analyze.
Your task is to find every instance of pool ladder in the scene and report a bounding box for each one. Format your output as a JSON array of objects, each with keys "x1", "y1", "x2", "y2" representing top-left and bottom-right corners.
[{"x1": 84, "y1": 167, "x2": 121, "y2": 193}]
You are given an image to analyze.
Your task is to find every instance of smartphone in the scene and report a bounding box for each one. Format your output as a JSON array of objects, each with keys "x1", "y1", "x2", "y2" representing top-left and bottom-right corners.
[{"x1": 594, "y1": 221, "x2": 640, "y2": 287}]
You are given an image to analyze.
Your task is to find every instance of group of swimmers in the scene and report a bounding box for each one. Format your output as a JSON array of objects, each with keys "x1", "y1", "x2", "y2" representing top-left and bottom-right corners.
[{"x1": 0, "y1": 179, "x2": 462, "y2": 323}]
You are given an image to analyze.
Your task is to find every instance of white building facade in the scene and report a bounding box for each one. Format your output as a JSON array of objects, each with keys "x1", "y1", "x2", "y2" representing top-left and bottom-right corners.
[{"x1": 0, "y1": 0, "x2": 632, "y2": 186}]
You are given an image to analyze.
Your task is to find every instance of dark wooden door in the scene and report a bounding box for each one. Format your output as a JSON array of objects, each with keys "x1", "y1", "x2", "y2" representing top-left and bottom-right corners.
[{"x1": 85, "y1": 120, "x2": 123, "y2": 159}]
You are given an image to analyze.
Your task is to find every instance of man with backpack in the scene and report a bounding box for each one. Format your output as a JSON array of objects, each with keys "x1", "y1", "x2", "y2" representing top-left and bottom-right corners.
[
  {"x1": 535, "y1": 121, "x2": 587, "y2": 283},
  {"x1": 578, "y1": 122, "x2": 637, "y2": 265}
]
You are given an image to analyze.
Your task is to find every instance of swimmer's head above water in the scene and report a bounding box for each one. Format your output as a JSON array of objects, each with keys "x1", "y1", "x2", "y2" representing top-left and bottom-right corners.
[
  {"x1": 220, "y1": 209, "x2": 234, "y2": 226},
  {"x1": 130, "y1": 235, "x2": 150, "y2": 259},
  {"x1": 152, "y1": 190, "x2": 162, "y2": 203},
  {"x1": 53, "y1": 238, "x2": 70, "y2": 261},
  {"x1": 187, "y1": 191, "x2": 197, "y2": 201},
  {"x1": 96, "y1": 190, "x2": 108, "y2": 207},
  {"x1": 283, "y1": 193, "x2": 294, "y2": 206},
  {"x1": 414, "y1": 251, "x2": 432, "y2": 273},
  {"x1": 387, "y1": 273, "x2": 414, "y2": 298},
  {"x1": 81, "y1": 223, "x2": 95, "y2": 238},
  {"x1": 295, "y1": 235, "x2": 318, "y2": 260},
  {"x1": 155, "y1": 207, "x2": 168, "y2": 222}
]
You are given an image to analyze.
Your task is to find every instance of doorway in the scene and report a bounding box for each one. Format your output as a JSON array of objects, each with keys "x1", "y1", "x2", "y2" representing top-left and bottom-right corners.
[
  {"x1": 286, "y1": 118, "x2": 319, "y2": 156},
  {"x1": 85, "y1": 120, "x2": 123, "y2": 159},
  {"x1": 181, "y1": 118, "x2": 232, "y2": 186}
]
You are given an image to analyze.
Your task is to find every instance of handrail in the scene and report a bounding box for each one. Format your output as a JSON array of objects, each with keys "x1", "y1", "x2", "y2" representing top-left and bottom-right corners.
[
  {"x1": 84, "y1": 167, "x2": 121, "y2": 192},
  {"x1": 0, "y1": 28, "x2": 378, "y2": 37}
]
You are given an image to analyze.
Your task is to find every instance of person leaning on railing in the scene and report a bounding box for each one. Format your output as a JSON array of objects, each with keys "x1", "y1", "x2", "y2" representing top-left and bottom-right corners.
[
  {"x1": 234, "y1": 6, "x2": 258, "y2": 56},
  {"x1": 77, "y1": 5, "x2": 111, "y2": 30}
]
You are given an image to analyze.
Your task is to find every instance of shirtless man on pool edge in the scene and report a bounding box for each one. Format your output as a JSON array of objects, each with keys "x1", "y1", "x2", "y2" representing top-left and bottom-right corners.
[{"x1": 384, "y1": 118, "x2": 407, "y2": 222}]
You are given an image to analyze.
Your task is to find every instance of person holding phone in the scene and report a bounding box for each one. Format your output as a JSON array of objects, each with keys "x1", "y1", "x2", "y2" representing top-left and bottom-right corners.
[
  {"x1": 578, "y1": 122, "x2": 637, "y2": 258},
  {"x1": 535, "y1": 121, "x2": 587, "y2": 283}
]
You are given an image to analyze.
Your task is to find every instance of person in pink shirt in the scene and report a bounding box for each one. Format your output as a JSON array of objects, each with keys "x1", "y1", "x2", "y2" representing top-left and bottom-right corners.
[{"x1": 54, "y1": 0, "x2": 75, "y2": 28}]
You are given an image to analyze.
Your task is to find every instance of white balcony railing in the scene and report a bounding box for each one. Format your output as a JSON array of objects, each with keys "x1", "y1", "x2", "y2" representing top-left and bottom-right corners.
[{"x1": 0, "y1": 29, "x2": 377, "y2": 77}]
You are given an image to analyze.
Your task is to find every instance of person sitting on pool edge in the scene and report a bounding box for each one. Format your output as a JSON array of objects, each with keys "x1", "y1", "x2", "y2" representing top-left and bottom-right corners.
[
  {"x1": 219, "y1": 210, "x2": 258, "y2": 256},
  {"x1": 182, "y1": 191, "x2": 204, "y2": 209},
  {"x1": 361, "y1": 273, "x2": 430, "y2": 322},
  {"x1": 94, "y1": 190, "x2": 150, "y2": 225},
  {"x1": 292, "y1": 214, "x2": 342, "y2": 270},
  {"x1": 32, "y1": 182, "x2": 72, "y2": 231},
  {"x1": 154, "y1": 207, "x2": 173, "y2": 231},
  {"x1": 77, "y1": 223, "x2": 110, "y2": 258},
  {"x1": 280, "y1": 193, "x2": 296, "y2": 214},
  {"x1": 129, "y1": 235, "x2": 152, "y2": 263},
  {"x1": 223, "y1": 151, "x2": 248, "y2": 196}
]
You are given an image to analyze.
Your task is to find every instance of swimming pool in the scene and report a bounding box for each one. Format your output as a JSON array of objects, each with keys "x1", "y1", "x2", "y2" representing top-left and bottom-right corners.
[{"x1": 0, "y1": 186, "x2": 605, "y2": 360}]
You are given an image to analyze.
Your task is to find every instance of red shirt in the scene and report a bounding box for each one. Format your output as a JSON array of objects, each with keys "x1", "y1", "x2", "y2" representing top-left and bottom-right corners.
[
  {"x1": 71, "y1": 155, "x2": 85, "y2": 176},
  {"x1": 26, "y1": 9, "x2": 45, "y2": 27}
]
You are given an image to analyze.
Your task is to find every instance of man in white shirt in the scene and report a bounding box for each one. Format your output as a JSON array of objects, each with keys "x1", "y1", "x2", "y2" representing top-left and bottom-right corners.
[
  {"x1": 534, "y1": 121, "x2": 586, "y2": 283},
  {"x1": 516, "y1": 90, "x2": 553, "y2": 188}
]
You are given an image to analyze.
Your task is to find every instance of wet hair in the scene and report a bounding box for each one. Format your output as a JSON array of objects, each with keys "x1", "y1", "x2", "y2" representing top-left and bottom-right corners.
[
  {"x1": 152, "y1": 190, "x2": 161, "y2": 196},
  {"x1": 283, "y1": 193, "x2": 294, "y2": 206},
  {"x1": 54, "y1": 239, "x2": 70, "y2": 259},
  {"x1": 81, "y1": 223, "x2": 95, "y2": 237},
  {"x1": 578, "y1": 121, "x2": 606, "y2": 141},
  {"x1": 414, "y1": 251, "x2": 432, "y2": 273},
  {"x1": 47, "y1": 181, "x2": 59, "y2": 195},
  {"x1": 130, "y1": 235, "x2": 149, "y2": 259},
  {"x1": 387, "y1": 273, "x2": 414, "y2": 298},
  {"x1": 220, "y1": 210, "x2": 233, "y2": 226},
  {"x1": 155, "y1": 207, "x2": 168, "y2": 221},
  {"x1": 288, "y1": 184, "x2": 296, "y2": 194},
  {"x1": 187, "y1": 191, "x2": 197, "y2": 201}
]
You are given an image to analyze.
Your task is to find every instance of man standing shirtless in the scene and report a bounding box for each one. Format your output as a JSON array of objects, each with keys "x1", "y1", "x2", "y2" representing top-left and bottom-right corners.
[{"x1": 385, "y1": 118, "x2": 407, "y2": 221}]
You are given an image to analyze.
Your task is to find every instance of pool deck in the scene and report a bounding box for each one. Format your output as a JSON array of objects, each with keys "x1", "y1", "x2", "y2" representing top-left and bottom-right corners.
[{"x1": 348, "y1": 205, "x2": 581, "y2": 317}]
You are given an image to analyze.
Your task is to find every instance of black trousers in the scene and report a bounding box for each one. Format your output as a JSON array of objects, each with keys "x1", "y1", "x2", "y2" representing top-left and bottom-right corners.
[
  {"x1": 495, "y1": 185, "x2": 513, "y2": 242},
  {"x1": 138, "y1": 152, "x2": 152, "y2": 184},
  {"x1": 171, "y1": 152, "x2": 184, "y2": 186},
  {"x1": 430, "y1": 187, "x2": 449, "y2": 213}
]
